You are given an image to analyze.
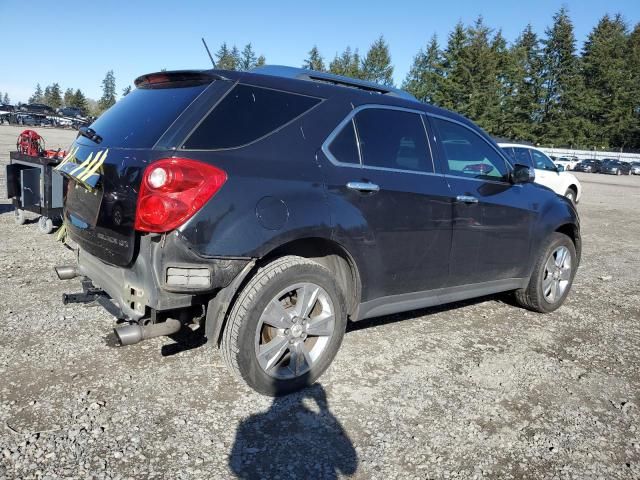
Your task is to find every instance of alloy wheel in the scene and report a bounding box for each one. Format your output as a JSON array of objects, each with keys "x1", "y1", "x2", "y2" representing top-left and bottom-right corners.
[
  {"x1": 254, "y1": 282, "x2": 335, "y2": 380},
  {"x1": 542, "y1": 246, "x2": 572, "y2": 303}
]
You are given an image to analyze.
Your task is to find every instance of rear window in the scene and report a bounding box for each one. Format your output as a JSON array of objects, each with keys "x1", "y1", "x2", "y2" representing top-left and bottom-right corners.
[
  {"x1": 82, "y1": 84, "x2": 208, "y2": 148},
  {"x1": 184, "y1": 84, "x2": 321, "y2": 150}
]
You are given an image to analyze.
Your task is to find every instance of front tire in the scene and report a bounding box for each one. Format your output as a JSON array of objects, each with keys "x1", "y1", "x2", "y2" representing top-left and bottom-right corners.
[
  {"x1": 564, "y1": 188, "x2": 576, "y2": 205},
  {"x1": 221, "y1": 256, "x2": 347, "y2": 396},
  {"x1": 515, "y1": 233, "x2": 577, "y2": 313}
]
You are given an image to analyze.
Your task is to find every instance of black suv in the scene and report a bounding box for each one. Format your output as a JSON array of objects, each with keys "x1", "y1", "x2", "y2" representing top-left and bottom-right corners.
[{"x1": 55, "y1": 66, "x2": 581, "y2": 395}]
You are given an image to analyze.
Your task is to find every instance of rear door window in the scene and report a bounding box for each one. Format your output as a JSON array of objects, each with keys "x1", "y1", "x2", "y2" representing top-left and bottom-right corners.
[
  {"x1": 184, "y1": 84, "x2": 321, "y2": 149},
  {"x1": 432, "y1": 117, "x2": 509, "y2": 181},
  {"x1": 531, "y1": 150, "x2": 557, "y2": 171},
  {"x1": 354, "y1": 108, "x2": 432, "y2": 173},
  {"x1": 511, "y1": 147, "x2": 533, "y2": 168},
  {"x1": 82, "y1": 83, "x2": 208, "y2": 148}
]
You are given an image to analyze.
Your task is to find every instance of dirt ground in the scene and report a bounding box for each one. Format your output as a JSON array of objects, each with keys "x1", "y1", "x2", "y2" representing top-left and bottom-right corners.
[{"x1": 0, "y1": 125, "x2": 639, "y2": 479}]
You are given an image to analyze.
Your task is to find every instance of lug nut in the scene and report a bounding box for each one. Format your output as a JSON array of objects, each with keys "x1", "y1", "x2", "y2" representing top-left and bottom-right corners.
[{"x1": 285, "y1": 329, "x2": 290, "y2": 335}]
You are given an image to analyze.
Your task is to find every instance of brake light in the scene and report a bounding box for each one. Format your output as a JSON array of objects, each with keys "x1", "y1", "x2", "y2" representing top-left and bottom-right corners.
[{"x1": 135, "y1": 158, "x2": 226, "y2": 233}]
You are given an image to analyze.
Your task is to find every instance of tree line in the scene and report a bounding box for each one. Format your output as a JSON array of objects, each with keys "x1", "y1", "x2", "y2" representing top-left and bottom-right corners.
[
  {"x1": 22, "y1": 8, "x2": 640, "y2": 149},
  {"x1": 301, "y1": 9, "x2": 640, "y2": 150}
]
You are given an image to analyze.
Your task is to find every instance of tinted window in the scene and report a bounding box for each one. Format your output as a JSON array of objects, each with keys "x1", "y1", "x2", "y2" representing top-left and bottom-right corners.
[
  {"x1": 432, "y1": 118, "x2": 508, "y2": 180},
  {"x1": 511, "y1": 147, "x2": 533, "y2": 168},
  {"x1": 531, "y1": 150, "x2": 557, "y2": 171},
  {"x1": 328, "y1": 119, "x2": 360, "y2": 164},
  {"x1": 185, "y1": 84, "x2": 321, "y2": 149},
  {"x1": 83, "y1": 83, "x2": 207, "y2": 148},
  {"x1": 354, "y1": 108, "x2": 432, "y2": 173}
]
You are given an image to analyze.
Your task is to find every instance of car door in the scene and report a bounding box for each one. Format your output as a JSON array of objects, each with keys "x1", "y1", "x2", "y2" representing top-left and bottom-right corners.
[
  {"x1": 428, "y1": 115, "x2": 537, "y2": 286},
  {"x1": 319, "y1": 105, "x2": 453, "y2": 303},
  {"x1": 530, "y1": 149, "x2": 563, "y2": 195}
]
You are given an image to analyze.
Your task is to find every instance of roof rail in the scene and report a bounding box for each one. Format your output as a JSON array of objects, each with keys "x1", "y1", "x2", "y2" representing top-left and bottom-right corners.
[{"x1": 250, "y1": 65, "x2": 417, "y2": 101}]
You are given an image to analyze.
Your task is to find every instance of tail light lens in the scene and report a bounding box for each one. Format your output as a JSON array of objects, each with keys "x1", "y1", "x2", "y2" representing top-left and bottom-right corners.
[{"x1": 135, "y1": 158, "x2": 227, "y2": 233}]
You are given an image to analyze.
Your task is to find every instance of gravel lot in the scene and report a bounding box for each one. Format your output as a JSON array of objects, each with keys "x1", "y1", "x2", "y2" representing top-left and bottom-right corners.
[{"x1": 0, "y1": 125, "x2": 639, "y2": 479}]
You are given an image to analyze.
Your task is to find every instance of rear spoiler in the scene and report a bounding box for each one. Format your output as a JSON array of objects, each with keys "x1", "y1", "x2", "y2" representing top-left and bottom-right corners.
[{"x1": 134, "y1": 70, "x2": 228, "y2": 88}]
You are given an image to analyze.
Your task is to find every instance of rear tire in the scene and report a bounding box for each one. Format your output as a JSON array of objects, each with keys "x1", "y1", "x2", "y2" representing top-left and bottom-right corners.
[
  {"x1": 221, "y1": 255, "x2": 347, "y2": 396},
  {"x1": 514, "y1": 233, "x2": 577, "y2": 313}
]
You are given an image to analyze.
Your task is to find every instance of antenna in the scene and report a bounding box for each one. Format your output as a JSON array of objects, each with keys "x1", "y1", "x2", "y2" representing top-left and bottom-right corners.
[{"x1": 201, "y1": 38, "x2": 216, "y2": 68}]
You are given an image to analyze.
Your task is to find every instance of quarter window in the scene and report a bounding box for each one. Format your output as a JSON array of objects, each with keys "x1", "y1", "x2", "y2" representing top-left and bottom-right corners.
[
  {"x1": 184, "y1": 84, "x2": 321, "y2": 149},
  {"x1": 328, "y1": 119, "x2": 360, "y2": 164},
  {"x1": 354, "y1": 108, "x2": 432, "y2": 173},
  {"x1": 432, "y1": 118, "x2": 509, "y2": 180}
]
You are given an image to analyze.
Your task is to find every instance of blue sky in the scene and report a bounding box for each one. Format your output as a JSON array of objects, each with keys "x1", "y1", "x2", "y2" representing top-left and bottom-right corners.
[{"x1": 1, "y1": 0, "x2": 639, "y2": 103}]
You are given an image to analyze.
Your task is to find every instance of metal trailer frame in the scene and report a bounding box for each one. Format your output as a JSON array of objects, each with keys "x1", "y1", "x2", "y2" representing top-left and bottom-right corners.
[{"x1": 5, "y1": 151, "x2": 65, "y2": 234}]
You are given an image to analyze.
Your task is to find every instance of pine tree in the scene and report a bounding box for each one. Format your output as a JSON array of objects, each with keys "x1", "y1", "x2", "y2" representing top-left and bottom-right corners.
[
  {"x1": 122, "y1": 85, "x2": 132, "y2": 96},
  {"x1": 540, "y1": 8, "x2": 588, "y2": 146},
  {"x1": 71, "y1": 89, "x2": 89, "y2": 116},
  {"x1": 329, "y1": 47, "x2": 362, "y2": 78},
  {"x1": 2, "y1": 93, "x2": 9, "y2": 105},
  {"x1": 43, "y1": 85, "x2": 52, "y2": 106},
  {"x1": 98, "y1": 70, "x2": 117, "y2": 112},
  {"x1": 239, "y1": 43, "x2": 258, "y2": 70},
  {"x1": 402, "y1": 35, "x2": 444, "y2": 104},
  {"x1": 63, "y1": 88, "x2": 74, "y2": 107},
  {"x1": 627, "y1": 23, "x2": 640, "y2": 148},
  {"x1": 582, "y1": 14, "x2": 631, "y2": 148},
  {"x1": 303, "y1": 46, "x2": 326, "y2": 71},
  {"x1": 29, "y1": 84, "x2": 43, "y2": 104},
  {"x1": 503, "y1": 25, "x2": 545, "y2": 141},
  {"x1": 361, "y1": 36, "x2": 394, "y2": 86},
  {"x1": 439, "y1": 22, "x2": 470, "y2": 112},
  {"x1": 216, "y1": 43, "x2": 238, "y2": 70},
  {"x1": 256, "y1": 55, "x2": 266, "y2": 67}
]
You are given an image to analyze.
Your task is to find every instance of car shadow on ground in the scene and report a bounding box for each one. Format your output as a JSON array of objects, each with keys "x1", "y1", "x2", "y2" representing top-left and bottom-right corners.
[{"x1": 228, "y1": 383, "x2": 357, "y2": 479}]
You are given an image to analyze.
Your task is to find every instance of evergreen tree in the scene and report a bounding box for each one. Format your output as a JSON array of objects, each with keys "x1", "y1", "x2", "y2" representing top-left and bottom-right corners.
[
  {"x1": 255, "y1": 55, "x2": 266, "y2": 67},
  {"x1": 503, "y1": 25, "x2": 545, "y2": 141},
  {"x1": 98, "y1": 70, "x2": 117, "y2": 112},
  {"x1": 303, "y1": 46, "x2": 326, "y2": 71},
  {"x1": 216, "y1": 43, "x2": 238, "y2": 70},
  {"x1": 43, "y1": 85, "x2": 52, "y2": 106},
  {"x1": 402, "y1": 35, "x2": 444, "y2": 104},
  {"x1": 582, "y1": 14, "x2": 631, "y2": 148},
  {"x1": 71, "y1": 89, "x2": 89, "y2": 116},
  {"x1": 627, "y1": 23, "x2": 640, "y2": 148},
  {"x1": 29, "y1": 84, "x2": 43, "y2": 104},
  {"x1": 2, "y1": 93, "x2": 9, "y2": 105},
  {"x1": 239, "y1": 43, "x2": 258, "y2": 70},
  {"x1": 329, "y1": 47, "x2": 362, "y2": 78},
  {"x1": 122, "y1": 85, "x2": 132, "y2": 96},
  {"x1": 361, "y1": 36, "x2": 394, "y2": 86},
  {"x1": 439, "y1": 22, "x2": 470, "y2": 112},
  {"x1": 63, "y1": 88, "x2": 74, "y2": 107},
  {"x1": 540, "y1": 8, "x2": 588, "y2": 146}
]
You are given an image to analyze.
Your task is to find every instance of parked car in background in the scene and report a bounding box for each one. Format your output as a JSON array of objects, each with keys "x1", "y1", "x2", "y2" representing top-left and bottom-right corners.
[
  {"x1": 499, "y1": 143, "x2": 582, "y2": 204},
  {"x1": 600, "y1": 160, "x2": 631, "y2": 175},
  {"x1": 58, "y1": 107, "x2": 84, "y2": 118},
  {"x1": 553, "y1": 156, "x2": 580, "y2": 171},
  {"x1": 54, "y1": 66, "x2": 581, "y2": 396},
  {"x1": 629, "y1": 162, "x2": 640, "y2": 175},
  {"x1": 574, "y1": 159, "x2": 602, "y2": 173}
]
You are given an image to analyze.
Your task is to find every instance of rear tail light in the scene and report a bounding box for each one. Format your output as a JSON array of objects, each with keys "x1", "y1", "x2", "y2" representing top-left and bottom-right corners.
[{"x1": 135, "y1": 158, "x2": 226, "y2": 233}]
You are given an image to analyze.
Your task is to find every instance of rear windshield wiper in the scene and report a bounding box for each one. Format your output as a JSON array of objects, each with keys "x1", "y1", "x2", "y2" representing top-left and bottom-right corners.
[{"x1": 78, "y1": 126, "x2": 103, "y2": 144}]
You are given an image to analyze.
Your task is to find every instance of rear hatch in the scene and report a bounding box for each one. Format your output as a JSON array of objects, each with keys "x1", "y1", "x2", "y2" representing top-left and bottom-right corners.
[{"x1": 61, "y1": 73, "x2": 218, "y2": 266}]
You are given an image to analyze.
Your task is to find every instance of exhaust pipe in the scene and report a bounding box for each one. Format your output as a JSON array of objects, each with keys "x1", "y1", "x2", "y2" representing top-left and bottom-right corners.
[
  {"x1": 55, "y1": 265, "x2": 78, "y2": 280},
  {"x1": 114, "y1": 318, "x2": 182, "y2": 346}
]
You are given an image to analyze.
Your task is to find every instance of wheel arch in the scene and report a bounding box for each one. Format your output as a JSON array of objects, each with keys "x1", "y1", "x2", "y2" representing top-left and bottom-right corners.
[{"x1": 205, "y1": 236, "x2": 362, "y2": 346}]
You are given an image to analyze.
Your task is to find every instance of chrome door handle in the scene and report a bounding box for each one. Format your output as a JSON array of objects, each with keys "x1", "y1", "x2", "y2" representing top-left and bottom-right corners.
[
  {"x1": 347, "y1": 181, "x2": 380, "y2": 193},
  {"x1": 456, "y1": 195, "x2": 479, "y2": 204}
]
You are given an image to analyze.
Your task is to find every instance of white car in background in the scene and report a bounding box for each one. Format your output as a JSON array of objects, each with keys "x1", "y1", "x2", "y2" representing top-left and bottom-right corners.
[
  {"x1": 552, "y1": 156, "x2": 580, "y2": 171},
  {"x1": 499, "y1": 143, "x2": 582, "y2": 204}
]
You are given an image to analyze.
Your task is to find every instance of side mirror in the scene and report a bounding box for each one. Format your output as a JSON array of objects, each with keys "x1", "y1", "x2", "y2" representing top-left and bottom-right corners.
[{"x1": 511, "y1": 163, "x2": 535, "y2": 184}]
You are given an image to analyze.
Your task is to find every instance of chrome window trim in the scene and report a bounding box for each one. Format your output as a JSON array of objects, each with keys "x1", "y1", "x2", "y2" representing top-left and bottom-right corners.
[
  {"x1": 426, "y1": 112, "x2": 514, "y2": 184},
  {"x1": 321, "y1": 104, "x2": 436, "y2": 175}
]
